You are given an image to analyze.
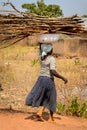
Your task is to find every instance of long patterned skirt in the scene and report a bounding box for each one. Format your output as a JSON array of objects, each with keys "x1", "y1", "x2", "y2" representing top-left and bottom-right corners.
[{"x1": 25, "y1": 76, "x2": 57, "y2": 112}]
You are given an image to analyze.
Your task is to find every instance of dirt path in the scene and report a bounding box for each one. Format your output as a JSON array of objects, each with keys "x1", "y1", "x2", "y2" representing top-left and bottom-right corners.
[{"x1": 0, "y1": 110, "x2": 87, "y2": 130}]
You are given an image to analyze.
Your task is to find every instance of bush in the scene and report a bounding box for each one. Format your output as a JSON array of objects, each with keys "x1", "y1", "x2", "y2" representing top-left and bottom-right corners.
[
  {"x1": 56, "y1": 103, "x2": 65, "y2": 114},
  {"x1": 57, "y1": 97, "x2": 87, "y2": 118}
]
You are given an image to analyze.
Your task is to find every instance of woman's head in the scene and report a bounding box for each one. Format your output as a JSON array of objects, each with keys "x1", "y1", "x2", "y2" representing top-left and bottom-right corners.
[{"x1": 40, "y1": 43, "x2": 53, "y2": 59}]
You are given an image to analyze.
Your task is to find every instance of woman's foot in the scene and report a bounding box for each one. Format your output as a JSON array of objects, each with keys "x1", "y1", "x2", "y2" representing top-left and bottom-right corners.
[
  {"x1": 48, "y1": 111, "x2": 56, "y2": 123},
  {"x1": 48, "y1": 116, "x2": 55, "y2": 122},
  {"x1": 36, "y1": 114, "x2": 45, "y2": 122},
  {"x1": 36, "y1": 106, "x2": 45, "y2": 121}
]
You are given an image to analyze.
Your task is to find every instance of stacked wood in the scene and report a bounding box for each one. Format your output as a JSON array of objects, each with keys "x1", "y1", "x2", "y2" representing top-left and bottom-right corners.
[{"x1": 0, "y1": 2, "x2": 86, "y2": 47}]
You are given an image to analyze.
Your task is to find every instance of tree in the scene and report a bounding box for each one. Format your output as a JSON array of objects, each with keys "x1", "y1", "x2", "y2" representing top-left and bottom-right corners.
[
  {"x1": 22, "y1": 0, "x2": 63, "y2": 17},
  {"x1": 82, "y1": 14, "x2": 87, "y2": 18}
]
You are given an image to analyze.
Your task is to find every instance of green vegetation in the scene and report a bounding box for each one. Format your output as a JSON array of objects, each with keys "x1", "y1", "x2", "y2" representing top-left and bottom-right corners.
[
  {"x1": 22, "y1": 0, "x2": 63, "y2": 17},
  {"x1": 82, "y1": 14, "x2": 87, "y2": 18},
  {"x1": 57, "y1": 97, "x2": 87, "y2": 118},
  {"x1": 31, "y1": 58, "x2": 39, "y2": 66},
  {"x1": 74, "y1": 58, "x2": 81, "y2": 65}
]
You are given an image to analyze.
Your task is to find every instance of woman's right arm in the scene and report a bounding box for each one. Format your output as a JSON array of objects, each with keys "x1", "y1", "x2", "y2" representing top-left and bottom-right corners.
[{"x1": 50, "y1": 69, "x2": 68, "y2": 84}]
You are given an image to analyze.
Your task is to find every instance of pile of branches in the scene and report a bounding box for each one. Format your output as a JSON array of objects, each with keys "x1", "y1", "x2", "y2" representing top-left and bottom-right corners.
[{"x1": 0, "y1": 2, "x2": 86, "y2": 48}]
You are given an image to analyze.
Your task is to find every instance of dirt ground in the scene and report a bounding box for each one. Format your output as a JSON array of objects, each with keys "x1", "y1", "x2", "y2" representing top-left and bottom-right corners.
[{"x1": 0, "y1": 110, "x2": 87, "y2": 130}]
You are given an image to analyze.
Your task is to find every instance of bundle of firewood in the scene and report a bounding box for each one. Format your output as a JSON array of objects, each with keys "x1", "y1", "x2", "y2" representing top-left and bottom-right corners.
[{"x1": 0, "y1": 2, "x2": 86, "y2": 47}]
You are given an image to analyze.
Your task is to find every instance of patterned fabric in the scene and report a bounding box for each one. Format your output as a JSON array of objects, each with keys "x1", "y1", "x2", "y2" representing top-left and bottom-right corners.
[{"x1": 25, "y1": 76, "x2": 57, "y2": 112}]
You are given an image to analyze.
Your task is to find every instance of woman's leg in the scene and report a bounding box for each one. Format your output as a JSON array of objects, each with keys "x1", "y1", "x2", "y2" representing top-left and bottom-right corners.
[
  {"x1": 48, "y1": 110, "x2": 55, "y2": 122},
  {"x1": 37, "y1": 106, "x2": 45, "y2": 116},
  {"x1": 37, "y1": 106, "x2": 45, "y2": 121}
]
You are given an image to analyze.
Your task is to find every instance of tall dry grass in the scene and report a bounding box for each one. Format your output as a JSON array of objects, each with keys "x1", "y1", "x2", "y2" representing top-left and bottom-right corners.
[{"x1": 0, "y1": 44, "x2": 87, "y2": 106}]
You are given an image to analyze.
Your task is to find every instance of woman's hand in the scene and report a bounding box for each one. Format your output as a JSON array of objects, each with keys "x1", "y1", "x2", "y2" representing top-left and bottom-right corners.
[{"x1": 63, "y1": 78, "x2": 68, "y2": 84}]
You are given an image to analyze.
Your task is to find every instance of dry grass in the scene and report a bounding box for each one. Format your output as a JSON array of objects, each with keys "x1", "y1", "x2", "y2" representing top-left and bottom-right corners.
[
  {"x1": 0, "y1": 44, "x2": 87, "y2": 89},
  {"x1": 0, "y1": 44, "x2": 87, "y2": 110}
]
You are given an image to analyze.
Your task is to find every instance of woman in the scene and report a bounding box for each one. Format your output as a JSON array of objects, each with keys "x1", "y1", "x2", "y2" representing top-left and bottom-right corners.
[{"x1": 25, "y1": 43, "x2": 68, "y2": 122}]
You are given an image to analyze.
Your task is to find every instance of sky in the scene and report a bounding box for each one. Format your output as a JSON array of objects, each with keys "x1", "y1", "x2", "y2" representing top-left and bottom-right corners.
[{"x1": 0, "y1": 0, "x2": 87, "y2": 16}]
